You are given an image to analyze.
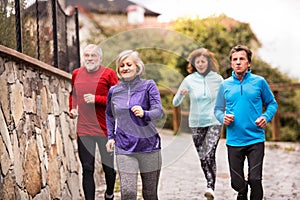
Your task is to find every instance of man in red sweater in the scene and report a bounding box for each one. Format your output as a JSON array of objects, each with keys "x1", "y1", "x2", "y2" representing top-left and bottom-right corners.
[{"x1": 69, "y1": 44, "x2": 118, "y2": 200}]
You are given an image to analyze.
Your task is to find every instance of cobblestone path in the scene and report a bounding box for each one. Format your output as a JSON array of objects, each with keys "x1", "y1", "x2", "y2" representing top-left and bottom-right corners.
[{"x1": 96, "y1": 130, "x2": 300, "y2": 200}]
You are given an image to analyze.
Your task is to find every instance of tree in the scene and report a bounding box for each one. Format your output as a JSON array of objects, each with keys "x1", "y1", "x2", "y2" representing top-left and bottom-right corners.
[
  {"x1": 0, "y1": 0, "x2": 37, "y2": 57},
  {"x1": 0, "y1": 0, "x2": 16, "y2": 49}
]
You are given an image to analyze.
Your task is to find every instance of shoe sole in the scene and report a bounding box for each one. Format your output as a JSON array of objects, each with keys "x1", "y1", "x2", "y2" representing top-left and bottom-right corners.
[{"x1": 204, "y1": 192, "x2": 214, "y2": 200}]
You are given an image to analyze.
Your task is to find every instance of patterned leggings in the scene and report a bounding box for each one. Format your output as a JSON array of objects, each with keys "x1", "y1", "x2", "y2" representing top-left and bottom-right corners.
[{"x1": 191, "y1": 125, "x2": 222, "y2": 190}]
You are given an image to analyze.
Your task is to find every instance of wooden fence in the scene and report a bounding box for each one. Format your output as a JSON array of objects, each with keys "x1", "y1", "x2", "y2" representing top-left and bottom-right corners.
[{"x1": 269, "y1": 83, "x2": 300, "y2": 140}]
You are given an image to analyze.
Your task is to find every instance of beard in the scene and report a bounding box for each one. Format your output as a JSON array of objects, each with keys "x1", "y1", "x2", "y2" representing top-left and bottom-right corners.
[{"x1": 84, "y1": 60, "x2": 101, "y2": 72}]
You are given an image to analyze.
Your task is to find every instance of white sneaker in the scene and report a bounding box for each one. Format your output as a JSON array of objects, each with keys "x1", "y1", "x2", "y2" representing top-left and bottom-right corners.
[{"x1": 204, "y1": 188, "x2": 214, "y2": 200}]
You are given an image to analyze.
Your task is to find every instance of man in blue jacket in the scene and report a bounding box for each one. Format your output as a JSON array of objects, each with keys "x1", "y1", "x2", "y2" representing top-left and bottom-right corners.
[{"x1": 214, "y1": 45, "x2": 278, "y2": 200}]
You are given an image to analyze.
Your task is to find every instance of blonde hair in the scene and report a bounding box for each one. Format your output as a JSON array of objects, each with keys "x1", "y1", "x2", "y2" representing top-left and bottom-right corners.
[
  {"x1": 187, "y1": 48, "x2": 219, "y2": 74},
  {"x1": 115, "y1": 50, "x2": 145, "y2": 78}
]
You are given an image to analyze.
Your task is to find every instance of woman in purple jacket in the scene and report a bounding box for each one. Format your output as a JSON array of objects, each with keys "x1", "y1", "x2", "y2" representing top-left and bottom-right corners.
[{"x1": 106, "y1": 50, "x2": 164, "y2": 200}]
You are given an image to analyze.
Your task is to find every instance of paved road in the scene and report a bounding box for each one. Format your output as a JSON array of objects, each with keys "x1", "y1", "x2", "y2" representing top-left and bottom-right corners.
[{"x1": 96, "y1": 130, "x2": 300, "y2": 200}]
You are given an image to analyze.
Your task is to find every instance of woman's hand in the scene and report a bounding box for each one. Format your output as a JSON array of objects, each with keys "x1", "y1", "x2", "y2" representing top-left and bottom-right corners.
[
  {"x1": 131, "y1": 105, "x2": 144, "y2": 118},
  {"x1": 106, "y1": 139, "x2": 115, "y2": 153},
  {"x1": 179, "y1": 88, "x2": 188, "y2": 95}
]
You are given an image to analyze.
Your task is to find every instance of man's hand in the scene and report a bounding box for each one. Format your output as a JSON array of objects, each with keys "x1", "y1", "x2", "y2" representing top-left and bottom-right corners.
[
  {"x1": 83, "y1": 93, "x2": 95, "y2": 104},
  {"x1": 255, "y1": 116, "x2": 267, "y2": 128},
  {"x1": 224, "y1": 114, "x2": 234, "y2": 125},
  {"x1": 69, "y1": 109, "x2": 78, "y2": 119}
]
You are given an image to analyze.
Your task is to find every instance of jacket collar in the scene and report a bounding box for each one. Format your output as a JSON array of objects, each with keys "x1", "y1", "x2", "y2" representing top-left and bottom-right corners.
[
  {"x1": 232, "y1": 69, "x2": 251, "y2": 81},
  {"x1": 120, "y1": 76, "x2": 141, "y2": 86},
  {"x1": 195, "y1": 70, "x2": 212, "y2": 78}
]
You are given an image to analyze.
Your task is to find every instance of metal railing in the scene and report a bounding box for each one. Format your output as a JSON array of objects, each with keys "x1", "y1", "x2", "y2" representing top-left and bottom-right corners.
[{"x1": 1, "y1": 0, "x2": 80, "y2": 73}]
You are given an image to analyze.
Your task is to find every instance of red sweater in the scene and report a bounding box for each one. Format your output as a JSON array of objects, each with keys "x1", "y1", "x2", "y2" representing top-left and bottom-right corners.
[{"x1": 69, "y1": 66, "x2": 118, "y2": 136}]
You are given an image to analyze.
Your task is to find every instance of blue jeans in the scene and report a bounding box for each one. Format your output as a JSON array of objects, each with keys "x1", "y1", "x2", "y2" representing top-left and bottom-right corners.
[{"x1": 227, "y1": 142, "x2": 265, "y2": 200}]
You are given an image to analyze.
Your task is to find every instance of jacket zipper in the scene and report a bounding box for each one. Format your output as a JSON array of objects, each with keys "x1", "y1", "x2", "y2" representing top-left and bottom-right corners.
[
  {"x1": 241, "y1": 84, "x2": 243, "y2": 95},
  {"x1": 203, "y1": 78, "x2": 207, "y2": 96},
  {"x1": 127, "y1": 84, "x2": 131, "y2": 106}
]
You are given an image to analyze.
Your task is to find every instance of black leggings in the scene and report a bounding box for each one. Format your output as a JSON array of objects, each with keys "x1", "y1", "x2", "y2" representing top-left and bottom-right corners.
[
  {"x1": 227, "y1": 142, "x2": 264, "y2": 200},
  {"x1": 78, "y1": 136, "x2": 116, "y2": 200}
]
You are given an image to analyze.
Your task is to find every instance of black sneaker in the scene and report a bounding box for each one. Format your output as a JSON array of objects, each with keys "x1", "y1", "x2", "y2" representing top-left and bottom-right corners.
[
  {"x1": 237, "y1": 185, "x2": 248, "y2": 200},
  {"x1": 237, "y1": 193, "x2": 248, "y2": 200}
]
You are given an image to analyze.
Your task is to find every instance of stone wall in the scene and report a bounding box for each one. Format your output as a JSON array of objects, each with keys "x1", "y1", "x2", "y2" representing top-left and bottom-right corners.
[{"x1": 0, "y1": 45, "x2": 84, "y2": 199}]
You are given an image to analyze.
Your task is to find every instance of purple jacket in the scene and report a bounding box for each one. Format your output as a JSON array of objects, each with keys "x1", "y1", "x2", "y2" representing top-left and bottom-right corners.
[{"x1": 106, "y1": 77, "x2": 164, "y2": 154}]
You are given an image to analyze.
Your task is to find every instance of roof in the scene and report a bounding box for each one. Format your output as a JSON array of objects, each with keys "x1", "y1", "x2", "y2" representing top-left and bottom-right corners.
[
  {"x1": 24, "y1": 1, "x2": 48, "y2": 19},
  {"x1": 65, "y1": 0, "x2": 160, "y2": 16}
]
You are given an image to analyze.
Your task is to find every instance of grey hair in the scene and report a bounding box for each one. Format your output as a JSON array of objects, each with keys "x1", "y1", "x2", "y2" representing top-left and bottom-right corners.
[
  {"x1": 83, "y1": 44, "x2": 103, "y2": 57},
  {"x1": 115, "y1": 50, "x2": 145, "y2": 78}
]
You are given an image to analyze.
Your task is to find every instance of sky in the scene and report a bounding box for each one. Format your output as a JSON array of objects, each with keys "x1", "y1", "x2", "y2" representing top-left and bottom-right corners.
[{"x1": 131, "y1": 0, "x2": 300, "y2": 81}]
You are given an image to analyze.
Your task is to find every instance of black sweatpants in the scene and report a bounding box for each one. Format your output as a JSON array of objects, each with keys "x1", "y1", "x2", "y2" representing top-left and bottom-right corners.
[
  {"x1": 78, "y1": 136, "x2": 116, "y2": 200},
  {"x1": 227, "y1": 142, "x2": 265, "y2": 200}
]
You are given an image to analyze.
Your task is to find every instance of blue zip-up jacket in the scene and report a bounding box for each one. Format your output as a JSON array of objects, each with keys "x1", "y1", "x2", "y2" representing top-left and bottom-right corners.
[
  {"x1": 214, "y1": 71, "x2": 278, "y2": 146},
  {"x1": 173, "y1": 71, "x2": 223, "y2": 127},
  {"x1": 106, "y1": 77, "x2": 164, "y2": 154}
]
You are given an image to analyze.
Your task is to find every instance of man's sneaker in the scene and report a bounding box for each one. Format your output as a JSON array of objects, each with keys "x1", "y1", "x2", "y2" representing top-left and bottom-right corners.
[
  {"x1": 237, "y1": 193, "x2": 248, "y2": 200},
  {"x1": 237, "y1": 185, "x2": 248, "y2": 200},
  {"x1": 204, "y1": 188, "x2": 214, "y2": 200}
]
